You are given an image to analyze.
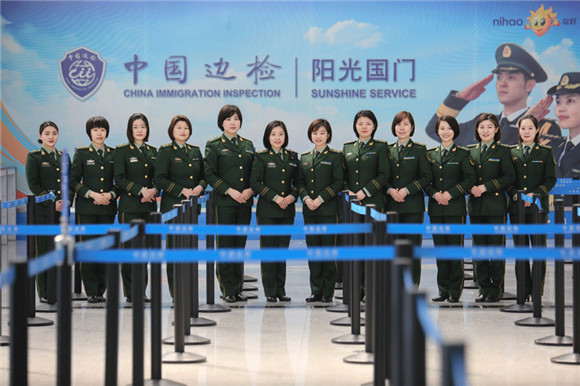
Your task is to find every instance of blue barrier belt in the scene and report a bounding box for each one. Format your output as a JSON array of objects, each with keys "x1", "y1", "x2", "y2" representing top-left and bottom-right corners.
[
  {"x1": 350, "y1": 202, "x2": 366, "y2": 215},
  {"x1": 28, "y1": 249, "x2": 65, "y2": 276},
  {"x1": 552, "y1": 179, "x2": 580, "y2": 195},
  {"x1": 386, "y1": 223, "x2": 580, "y2": 235},
  {"x1": 145, "y1": 223, "x2": 372, "y2": 236},
  {"x1": 161, "y1": 208, "x2": 178, "y2": 223},
  {"x1": 35, "y1": 192, "x2": 56, "y2": 203},
  {"x1": 76, "y1": 234, "x2": 116, "y2": 251},
  {"x1": 1, "y1": 197, "x2": 28, "y2": 209},
  {"x1": 416, "y1": 297, "x2": 442, "y2": 345},
  {"x1": 519, "y1": 193, "x2": 542, "y2": 211},
  {"x1": 370, "y1": 208, "x2": 386, "y2": 221},
  {"x1": 416, "y1": 246, "x2": 580, "y2": 260},
  {"x1": 197, "y1": 194, "x2": 210, "y2": 204},
  {"x1": 76, "y1": 245, "x2": 396, "y2": 263},
  {"x1": 120, "y1": 226, "x2": 139, "y2": 244},
  {"x1": 0, "y1": 267, "x2": 15, "y2": 289}
]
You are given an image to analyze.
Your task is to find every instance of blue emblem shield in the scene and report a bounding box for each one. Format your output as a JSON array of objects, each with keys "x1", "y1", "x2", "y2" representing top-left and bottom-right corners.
[{"x1": 59, "y1": 47, "x2": 106, "y2": 101}]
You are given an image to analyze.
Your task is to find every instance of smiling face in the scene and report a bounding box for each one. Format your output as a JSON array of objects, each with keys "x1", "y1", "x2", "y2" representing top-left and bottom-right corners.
[
  {"x1": 495, "y1": 71, "x2": 535, "y2": 108},
  {"x1": 40, "y1": 126, "x2": 59, "y2": 151},
  {"x1": 395, "y1": 118, "x2": 412, "y2": 143},
  {"x1": 131, "y1": 119, "x2": 148, "y2": 145},
  {"x1": 311, "y1": 126, "x2": 329, "y2": 149},
  {"x1": 518, "y1": 118, "x2": 538, "y2": 146},
  {"x1": 437, "y1": 120, "x2": 454, "y2": 146},
  {"x1": 477, "y1": 119, "x2": 499, "y2": 143},
  {"x1": 223, "y1": 113, "x2": 241, "y2": 138},
  {"x1": 555, "y1": 93, "x2": 580, "y2": 133},
  {"x1": 90, "y1": 127, "x2": 107, "y2": 147},
  {"x1": 269, "y1": 126, "x2": 285, "y2": 152},
  {"x1": 355, "y1": 116, "x2": 375, "y2": 142},
  {"x1": 172, "y1": 120, "x2": 191, "y2": 145}
]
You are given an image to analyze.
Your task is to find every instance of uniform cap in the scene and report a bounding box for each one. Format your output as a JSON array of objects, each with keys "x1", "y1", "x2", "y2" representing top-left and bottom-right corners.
[
  {"x1": 491, "y1": 43, "x2": 547, "y2": 83},
  {"x1": 547, "y1": 72, "x2": 580, "y2": 96}
]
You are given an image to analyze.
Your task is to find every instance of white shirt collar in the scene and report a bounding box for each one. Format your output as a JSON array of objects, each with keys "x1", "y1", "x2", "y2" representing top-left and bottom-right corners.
[{"x1": 500, "y1": 107, "x2": 528, "y2": 123}]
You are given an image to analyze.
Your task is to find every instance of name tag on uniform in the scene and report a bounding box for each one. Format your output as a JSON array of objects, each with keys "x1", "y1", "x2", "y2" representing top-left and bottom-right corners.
[
  {"x1": 289, "y1": 162, "x2": 297, "y2": 167},
  {"x1": 346, "y1": 152, "x2": 353, "y2": 157},
  {"x1": 41, "y1": 162, "x2": 50, "y2": 167},
  {"x1": 129, "y1": 157, "x2": 138, "y2": 163},
  {"x1": 151, "y1": 156, "x2": 156, "y2": 160},
  {"x1": 192, "y1": 157, "x2": 199, "y2": 161},
  {"x1": 303, "y1": 162, "x2": 309, "y2": 166},
  {"x1": 86, "y1": 159, "x2": 95, "y2": 166},
  {"x1": 448, "y1": 161, "x2": 458, "y2": 165},
  {"x1": 245, "y1": 149, "x2": 254, "y2": 154},
  {"x1": 488, "y1": 158, "x2": 500, "y2": 162},
  {"x1": 403, "y1": 156, "x2": 415, "y2": 160},
  {"x1": 321, "y1": 161, "x2": 332, "y2": 165},
  {"x1": 532, "y1": 160, "x2": 544, "y2": 163},
  {"x1": 267, "y1": 162, "x2": 276, "y2": 168},
  {"x1": 174, "y1": 158, "x2": 183, "y2": 163},
  {"x1": 366, "y1": 151, "x2": 376, "y2": 155},
  {"x1": 222, "y1": 148, "x2": 229, "y2": 153}
]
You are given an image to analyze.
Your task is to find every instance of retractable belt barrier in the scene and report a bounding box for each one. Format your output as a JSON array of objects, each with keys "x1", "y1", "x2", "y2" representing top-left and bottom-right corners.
[{"x1": 0, "y1": 192, "x2": 55, "y2": 210}]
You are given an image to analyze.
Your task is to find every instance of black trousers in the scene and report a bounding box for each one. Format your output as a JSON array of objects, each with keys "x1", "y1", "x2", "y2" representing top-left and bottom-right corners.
[{"x1": 258, "y1": 216, "x2": 293, "y2": 298}]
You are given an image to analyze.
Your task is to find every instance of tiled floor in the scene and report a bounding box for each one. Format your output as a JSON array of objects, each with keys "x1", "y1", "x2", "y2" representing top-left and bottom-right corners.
[{"x1": 1, "y1": 238, "x2": 580, "y2": 385}]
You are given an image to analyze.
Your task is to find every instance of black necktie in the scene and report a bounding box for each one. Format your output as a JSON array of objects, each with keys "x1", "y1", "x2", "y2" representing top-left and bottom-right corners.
[
  {"x1": 232, "y1": 137, "x2": 238, "y2": 147},
  {"x1": 279, "y1": 152, "x2": 284, "y2": 162},
  {"x1": 51, "y1": 152, "x2": 57, "y2": 161},
  {"x1": 399, "y1": 144, "x2": 404, "y2": 155},
  {"x1": 524, "y1": 146, "x2": 530, "y2": 159},
  {"x1": 560, "y1": 141, "x2": 574, "y2": 165},
  {"x1": 481, "y1": 144, "x2": 487, "y2": 157},
  {"x1": 98, "y1": 149, "x2": 104, "y2": 161},
  {"x1": 442, "y1": 149, "x2": 448, "y2": 158}
]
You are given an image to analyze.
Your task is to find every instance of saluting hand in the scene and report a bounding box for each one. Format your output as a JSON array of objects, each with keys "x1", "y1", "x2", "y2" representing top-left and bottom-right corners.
[
  {"x1": 526, "y1": 95, "x2": 553, "y2": 122},
  {"x1": 455, "y1": 74, "x2": 494, "y2": 101}
]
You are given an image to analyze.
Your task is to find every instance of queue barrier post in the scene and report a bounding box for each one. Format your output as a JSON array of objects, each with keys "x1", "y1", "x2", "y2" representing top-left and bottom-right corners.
[
  {"x1": 199, "y1": 192, "x2": 231, "y2": 313},
  {"x1": 105, "y1": 229, "x2": 121, "y2": 386},
  {"x1": 147, "y1": 212, "x2": 164, "y2": 382},
  {"x1": 56, "y1": 233, "x2": 73, "y2": 386},
  {"x1": 335, "y1": 191, "x2": 349, "y2": 294},
  {"x1": 188, "y1": 196, "x2": 216, "y2": 327},
  {"x1": 515, "y1": 193, "x2": 554, "y2": 327},
  {"x1": 25, "y1": 194, "x2": 53, "y2": 327},
  {"x1": 10, "y1": 261, "x2": 29, "y2": 386},
  {"x1": 536, "y1": 199, "x2": 573, "y2": 345},
  {"x1": 552, "y1": 204, "x2": 580, "y2": 364},
  {"x1": 131, "y1": 219, "x2": 146, "y2": 386},
  {"x1": 44, "y1": 191, "x2": 58, "y2": 309},
  {"x1": 442, "y1": 343, "x2": 466, "y2": 386},
  {"x1": 0, "y1": 198, "x2": 8, "y2": 347}
]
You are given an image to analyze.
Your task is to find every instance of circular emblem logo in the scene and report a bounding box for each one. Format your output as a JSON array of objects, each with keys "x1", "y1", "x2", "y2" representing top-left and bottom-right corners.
[
  {"x1": 561, "y1": 75, "x2": 569, "y2": 86},
  {"x1": 68, "y1": 60, "x2": 96, "y2": 88},
  {"x1": 503, "y1": 45, "x2": 512, "y2": 58}
]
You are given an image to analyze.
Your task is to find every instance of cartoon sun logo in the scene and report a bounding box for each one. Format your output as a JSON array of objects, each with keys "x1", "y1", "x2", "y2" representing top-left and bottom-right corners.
[{"x1": 525, "y1": 4, "x2": 560, "y2": 37}]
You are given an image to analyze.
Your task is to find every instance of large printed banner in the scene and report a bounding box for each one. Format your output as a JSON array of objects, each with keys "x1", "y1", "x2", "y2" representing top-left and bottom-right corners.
[{"x1": 1, "y1": 1, "x2": 579, "y2": 195}]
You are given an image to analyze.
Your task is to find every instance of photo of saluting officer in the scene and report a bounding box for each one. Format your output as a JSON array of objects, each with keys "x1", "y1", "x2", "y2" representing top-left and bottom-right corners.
[{"x1": 426, "y1": 43, "x2": 562, "y2": 148}]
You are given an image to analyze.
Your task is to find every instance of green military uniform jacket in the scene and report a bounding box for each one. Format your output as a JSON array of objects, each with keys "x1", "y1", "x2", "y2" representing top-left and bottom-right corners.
[
  {"x1": 297, "y1": 146, "x2": 345, "y2": 217},
  {"x1": 342, "y1": 138, "x2": 390, "y2": 211},
  {"x1": 250, "y1": 148, "x2": 299, "y2": 219},
  {"x1": 71, "y1": 144, "x2": 118, "y2": 216},
  {"x1": 467, "y1": 142, "x2": 515, "y2": 216},
  {"x1": 425, "y1": 144, "x2": 475, "y2": 216},
  {"x1": 114, "y1": 142, "x2": 158, "y2": 213},
  {"x1": 26, "y1": 148, "x2": 72, "y2": 216},
  {"x1": 507, "y1": 144, "x2": 556, "y2": 215},
  {"x1": 385, "y1": 139, "x2": 432, "y2": 214},
  {"x1": 204, "y1": 134, "x2": 255, "y2": 208},
  {"x1": 155, "y1": 141, "x2": 206, "y2": 214}
]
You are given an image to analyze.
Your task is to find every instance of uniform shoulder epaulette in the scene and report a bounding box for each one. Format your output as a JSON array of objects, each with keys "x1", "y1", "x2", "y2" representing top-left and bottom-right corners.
[
  {"x1": 373, "y1": 139, "x2": 387, "y2": 144},
  {"x1": 538, "y1": 144, "x2": 551, "y2": 150},
  {"x1": 301, "y1": 150, "x2": 311, "y2": 156},
  {"x1": 116, "y1": 143, "x2": 130, "y2": 148},
  {"x1": 427, "y1": 146, "x2": 438, "y2": 152},
  {"x1": 467, "y1": 144, "x2": 477, "y2": 148},
  {"x1": 108, "y1": 146, "x2": 116, "y2": 151},
  {"x1": 145, "y1": 144, "x2": 157, "y2": 151},
  {"x1": 257, "y1": 149, "x2": 268, "y2": 154},
  {"x1": 344, "y1": 140, "x2": 356, "y2": 145},
  {"x1": 497, "y1": 143, "x2": 510, "y2": 149},
  {"x1": 76, "y1": 146, "x2": 89, "y2": 151},
  {"x1": 330, "y1": 148, "x2": 342, "y2": 153},
  {"x1": 188, "y1": 144, "x2": 200, "y2": 149},
  {"x1": 208, "y1": 136, "x2": 221, "y2": 143},
  {"x1": 413, "y1": 142, "x2": 427, "y2": 148},
  {"x1": 239, "y1": 135, "x2": 252, "y2": 142},
  {"x1": 457, "y1": 146, "x2": 469, "y2": 152},
  {"x1": 30, "y1": 149, "x2": 41, "y2": 154}
]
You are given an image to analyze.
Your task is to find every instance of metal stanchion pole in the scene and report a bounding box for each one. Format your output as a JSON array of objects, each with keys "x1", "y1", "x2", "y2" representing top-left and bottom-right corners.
[
  {"x1": 199, "y1": 192, "x2": 230, "y2": 313},
  {"x1": 0, "y1": 201, "x2": 9, "y2": 346},
  {"x1": 404, "y1": 290, "x2": 426, "y2": 386},
  {"x1": 335, "y1": 191, "x2": 349, "y2": 294},
  {"x1": 189, "y1": 196, "x2": 216, "y2": 327},
  {"x1": 26, "y1": 195, "x2": 53, "y2": 327},
  {"x1": 131, "y1": 220, "x2": 146, "y2": 386},
  {"x1": 56, "y1": 234, "x2": 73, "y2": 386},
  {"x1": 38, "y1": 191, "x2": 58, "y2": 312},
  {"x1": 442, "y1": 343, "x2": 466, "y2": 386},
  {"x1": 147, "y1": 212, "x2": 163, "y2": 382},
  {"x1": 10, "y1": 261, "x2": 29, "y2": 386},
  {"x1": 105, "y1": 229, "x2": 121, "y2": 386},
  {"x1": 515, "y1": 193, "x2": 554, "y2": 327},
  {"x1": 552, "y1": 204, "x2": 580, "y2": 364},
  {"x1": 536, "y1": 199, "x2": 573, "y2": 345},
  {"x1": 501, "y1": 190, "x2": 532, "y2": 313}
]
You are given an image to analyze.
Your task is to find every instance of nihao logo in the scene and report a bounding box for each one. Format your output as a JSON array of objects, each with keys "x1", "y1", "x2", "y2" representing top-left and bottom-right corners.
[
  {"x1": 493, "y1": 17, "x2": 525, "y2": 27},
  {"x1": 59, "y1": 47, "x2": 106, "y2": 101},
  {"x1": 492, "y1": 4, "x2": 561, "y2": 37}
]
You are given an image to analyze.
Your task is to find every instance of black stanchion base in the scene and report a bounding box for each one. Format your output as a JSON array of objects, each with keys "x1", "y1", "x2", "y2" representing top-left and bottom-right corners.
[
  {"x1": 189, "y1": 317, "x2": 217, "y2": 327},
  {"x1": 514, "y1": 316, "x2": 555, "y2": 327},
  {"x1": 325, "y1": 304, "x2": 349, "y2": 313},
  {"x1": 0, "y1": 335, "x2": 9, "y2": 346},
  {"x1": 501, "y1": 291, "x2": 517, "y2": 301},
  {"x1": 463, "y1": 281, "x2": 478, "y2": 289},
  {"x1": 330, "y1": 316, "x2": 365, "y2": 327},
  {"x1": 335, "y1": 282, "x2": 343, "y2": 290},
  {"x1": 500, "y1": 303, "x2": 533, "y2": 313},
  {"x1": 535, "y1": 334, "x2": 574, "y2": 346},
  {"x1": 27, "y1": 316, "x2": 54, "y2": 327},
  {"x1": 36, "y1": 304, "x2": 58, "y2": 313},
  {"x1": 143, "y1": 379, "x2": 186, "y2": 385},
  {"x1": 198, "y1": 303, "x2": 232, "y2": 313},
  {"x1": 241, "y1": 291, "x2": 258, "y2": 299},
  {"x1": 343, "y1": 351, "x2": 373, "y2": 364},
  {"x1": 331, "y1": 333, "x2": 365, "y2": 345},
  {"x1": 71, "y1": 293, "x2": 88, "y2": 301},
  {"x1": 243, "y1": 274, "x2": 257, "y2": 282},
  {"x1": 242, "y1": 283, "x2": 258, "y2": 291},
  {"x1": 162, "y1": 334, "x2": 210, "y2": 345},
  {"x1": 551, "y1": 353, "x2": 580, "y2": 365},
  {"x1": 162, "y1": 352, "x2": 206, "y2": 364}
]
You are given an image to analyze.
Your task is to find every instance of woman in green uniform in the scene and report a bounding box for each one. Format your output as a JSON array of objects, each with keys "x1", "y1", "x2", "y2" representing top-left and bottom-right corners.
[
  {"x1": 26, "y1": 121, "x2": 71, "y2": 302},
  {"x1": 204, "y1": 105, "x2": 254, "y2": 304},
  {"x1": 250, "y1": 120, "x2": 298, "y2": 303},
  {"x1": 298, "y1": 118, "x2": 345, "y2": 303},
  {"x1": 426, "y1": 116, "x2": 475, "y2": 303},
  {"x1": 386, "y1": 111, "x2": 432, "y2": 285},
  {"x1": 155, "y1": 115, "x2": 205, "y2": 298},
  {"x1": 507, "y1": 114, "x2": 556, "y2": 299},
  {"x1": 468, "y1": 113, "x2": 515, "y2": 303},
  {"x1": 114, "y1": 113, "x2": 158, "y2": 303},
  {"x1": 71, "y1": 116, "x2": 119, "y2": 304}
]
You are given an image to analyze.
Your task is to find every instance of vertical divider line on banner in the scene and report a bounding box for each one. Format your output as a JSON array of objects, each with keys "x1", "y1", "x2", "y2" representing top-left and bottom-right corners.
[
  {"x1": 199, "y1": 191, "x2": 230, "y2": 313},
  {"x1": 536, "y1": 199, "x2": 573, "y2": 346},
  {"x1": 189, "y1": 196, "x2": 216, "y2": 327},
  {"x1": 105, "y1": 229, "x2": 121, "y2": 386}
]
